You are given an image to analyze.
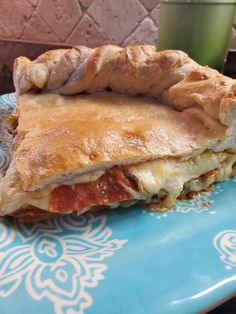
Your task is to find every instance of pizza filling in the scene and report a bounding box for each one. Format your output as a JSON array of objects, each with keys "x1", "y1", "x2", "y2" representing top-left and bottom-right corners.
[
  {"x1": 47, "y1": 152, "x2": 236, "y2": 214},
  {"x1": 49, "y1": 168, "x2": 138, "y2": 213},
  {"x1": 4, "y1": 151, "x2": 236, "y2": 220}
]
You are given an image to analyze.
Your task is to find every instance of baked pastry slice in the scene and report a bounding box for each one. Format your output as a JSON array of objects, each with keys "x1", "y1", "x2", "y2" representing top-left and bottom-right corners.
[{"x1": 1, "y1": 45, "x2": 236, "y2": 223}]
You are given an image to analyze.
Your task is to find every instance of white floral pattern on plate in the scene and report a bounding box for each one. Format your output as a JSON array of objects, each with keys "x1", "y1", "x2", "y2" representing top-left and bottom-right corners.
[
  {"x1": 214, "y1": 230, "x2": 236, "y2": 270},
  {"x1": 0, "y1": 214, "x2": 127, "y2": 314}
]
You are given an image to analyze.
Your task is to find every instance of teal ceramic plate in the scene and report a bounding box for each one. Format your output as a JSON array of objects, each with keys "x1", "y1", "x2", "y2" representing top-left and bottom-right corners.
[{"x1": 0, "y1": 93, "x2": 236, "y2": 314}]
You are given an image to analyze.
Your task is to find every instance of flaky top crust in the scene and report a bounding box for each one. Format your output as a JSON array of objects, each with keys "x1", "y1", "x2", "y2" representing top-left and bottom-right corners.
[
  {"x1": 14, "y1": 92, "x2": 227, "y2": 190},
  {"x1": 5, "y1": 45, "x2": 236, "y2": 192}
]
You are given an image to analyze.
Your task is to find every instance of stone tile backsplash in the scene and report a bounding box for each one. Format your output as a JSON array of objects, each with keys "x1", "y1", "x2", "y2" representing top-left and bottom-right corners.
[
  {"x1": 0, "y1": 0, "x2": 159, "y2": 46},
  {"x1": 0, "y1": 0, "x2": 235, "y2": 93}
]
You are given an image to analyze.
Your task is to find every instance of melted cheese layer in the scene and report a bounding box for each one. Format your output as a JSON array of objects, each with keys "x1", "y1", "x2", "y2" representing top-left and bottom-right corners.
[
  {"x1": 1, "y1": 151, "x2": 235, "y2": 215},
  {"x1": 126, "y1": 151, "x2": 236, "y2": 208}
]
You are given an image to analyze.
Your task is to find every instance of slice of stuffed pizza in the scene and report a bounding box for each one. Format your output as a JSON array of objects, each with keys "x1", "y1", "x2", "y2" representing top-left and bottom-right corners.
[{"x1": 1, "y1": 45, "x2": 236, "y2": 223}]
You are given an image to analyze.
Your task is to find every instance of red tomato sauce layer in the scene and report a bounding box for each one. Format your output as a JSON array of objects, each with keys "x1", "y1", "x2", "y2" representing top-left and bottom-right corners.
[{"x1": 49, "y1": 168, "x2": 137, "y2": 213}]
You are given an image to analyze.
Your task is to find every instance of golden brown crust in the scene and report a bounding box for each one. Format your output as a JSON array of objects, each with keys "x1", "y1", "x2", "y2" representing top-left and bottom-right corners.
[{"x1": 13, "y1": 92, "x2": 227, "y2": 190}]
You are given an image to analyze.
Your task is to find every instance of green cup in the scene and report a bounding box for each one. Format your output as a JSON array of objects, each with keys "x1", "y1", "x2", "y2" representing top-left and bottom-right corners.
[{"x1": 157, "y1": 0, "x2": 236, "y2": 70}]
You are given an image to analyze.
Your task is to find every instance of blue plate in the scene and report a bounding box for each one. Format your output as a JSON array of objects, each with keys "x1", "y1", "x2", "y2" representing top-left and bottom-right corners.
[{"x1": 0, "y1": 93, "x2": 236, "y2": 314}]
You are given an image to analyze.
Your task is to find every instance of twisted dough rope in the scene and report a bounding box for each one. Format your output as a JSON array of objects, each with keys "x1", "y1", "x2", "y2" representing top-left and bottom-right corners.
[
  {"x1": 13, "y1": 44, "x2": 236, "y2": 124},
  {"x1": 13, "y1": 45, "x2": 198, "y2": 97}
]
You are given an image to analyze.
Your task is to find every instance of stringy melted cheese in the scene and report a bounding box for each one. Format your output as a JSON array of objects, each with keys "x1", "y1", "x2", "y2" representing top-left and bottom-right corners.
[
  {"x1": 1, "y1": 151, "x2": 235, "y2": 215},
  {"x1": 126, "y1": 151, "x2": 236, "y2": 208}
]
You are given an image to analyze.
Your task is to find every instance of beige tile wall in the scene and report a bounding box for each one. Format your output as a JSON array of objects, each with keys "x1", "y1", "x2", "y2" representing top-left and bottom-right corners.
[
  {"x1": 0, "y1": 0, "x2": 160, "y2": 93},
  {"x1": 0, "y1": 0, "x2": 159, "y2": 47},
  {"x1": 0, "y1": 0, "x2": 235, "y2": 93}
]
